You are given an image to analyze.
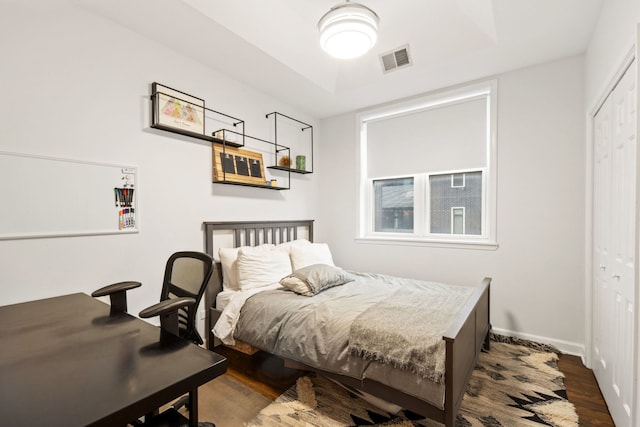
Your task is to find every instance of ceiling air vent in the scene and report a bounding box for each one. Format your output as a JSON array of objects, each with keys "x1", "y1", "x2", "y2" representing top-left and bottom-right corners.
[{"x1": 380, "y1": 45, "x2": 412, "y2": 73}]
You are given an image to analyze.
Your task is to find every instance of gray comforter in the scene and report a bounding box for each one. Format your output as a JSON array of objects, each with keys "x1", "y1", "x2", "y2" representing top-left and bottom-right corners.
[{"x1": 234, "y1": 271, "x2": 473, "y2": 409}]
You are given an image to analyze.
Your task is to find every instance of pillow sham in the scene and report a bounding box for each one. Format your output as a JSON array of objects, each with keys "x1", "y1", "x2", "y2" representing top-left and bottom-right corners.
[
  {"x1": 290, "y1": 242, "x2": 335, "y2": 270},
  {"x1": 218, "y1": 244, "x2": 274, "y2": 291},
  {"x1": 280, "y1": 264, "x2": 352, "y2": 296},
  {"x1": 275, "y1": 238, "x2": 311, "y2": 254},
  {"x1": 236, "y1": 246, "x2": 292, "y2": 291},
  {"x1": 218, "y1": 247, "x2": 241, "y2": 291},
  {"x1": 218, "y1": 241, "x2": 310, "y2": 291}
]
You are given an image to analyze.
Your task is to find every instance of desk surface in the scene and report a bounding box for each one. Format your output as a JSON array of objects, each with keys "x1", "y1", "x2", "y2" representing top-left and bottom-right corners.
[{"x1": 0, "y1": 293, "x2": 227, "y2": 427}]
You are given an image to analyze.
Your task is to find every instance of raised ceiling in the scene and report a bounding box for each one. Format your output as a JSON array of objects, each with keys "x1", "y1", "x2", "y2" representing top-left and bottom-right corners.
[{"x1": 81, "y1": 0, "x2": 603, "y2": 118}]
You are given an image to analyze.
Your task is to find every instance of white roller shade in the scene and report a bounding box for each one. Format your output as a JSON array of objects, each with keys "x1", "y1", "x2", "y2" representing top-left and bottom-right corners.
[{"x1": 366, "y1": 97, "x2": 487, "y2": 178}]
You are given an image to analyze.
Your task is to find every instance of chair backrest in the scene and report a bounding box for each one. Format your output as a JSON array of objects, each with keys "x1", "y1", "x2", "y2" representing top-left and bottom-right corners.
[{"x1": 160, "y1": 251, "x2": 213, "y2": 345}]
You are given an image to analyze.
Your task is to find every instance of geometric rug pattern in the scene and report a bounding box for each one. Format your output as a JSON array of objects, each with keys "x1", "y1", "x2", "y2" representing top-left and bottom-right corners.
[{"x1": 246, "y1": 340, "x2": 579, "y2": 426}]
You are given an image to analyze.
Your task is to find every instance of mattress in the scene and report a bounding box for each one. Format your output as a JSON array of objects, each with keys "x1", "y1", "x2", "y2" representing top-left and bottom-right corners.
[{"x1": 229, "y1": 272, "x2": 474, "y2": 410}]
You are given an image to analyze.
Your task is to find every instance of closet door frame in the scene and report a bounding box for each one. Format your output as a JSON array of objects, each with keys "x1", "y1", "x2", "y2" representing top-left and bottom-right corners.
[{"x1": 586, "y1": 44, "x2": 638, "y2": 425}]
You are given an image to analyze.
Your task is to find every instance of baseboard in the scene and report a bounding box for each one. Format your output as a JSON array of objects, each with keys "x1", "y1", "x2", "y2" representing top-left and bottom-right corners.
[{"x1": 492, "y1": 327, "x2": 586, "y2": 362}]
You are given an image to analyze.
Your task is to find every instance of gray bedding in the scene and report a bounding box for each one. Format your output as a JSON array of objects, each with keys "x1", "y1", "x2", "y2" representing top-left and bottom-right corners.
[{"x1": 233, "y1": 271, "x2": 474, "y2": 409}]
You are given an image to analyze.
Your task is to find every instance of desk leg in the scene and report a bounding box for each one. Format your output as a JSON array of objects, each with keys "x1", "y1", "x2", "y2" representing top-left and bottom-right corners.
[{"x1": 188, "y1": 389, "x2": 198, "y2": 427}]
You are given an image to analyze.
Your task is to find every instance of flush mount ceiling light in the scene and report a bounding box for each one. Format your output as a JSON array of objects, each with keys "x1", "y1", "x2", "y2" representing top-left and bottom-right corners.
[{"x1": 318, "y1": 1, "x2": 379, "y2": 60}]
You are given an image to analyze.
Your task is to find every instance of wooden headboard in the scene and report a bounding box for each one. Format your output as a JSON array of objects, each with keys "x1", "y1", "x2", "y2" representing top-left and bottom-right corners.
[{"x1": 202, "y1": 220, "x2": 314, "y2": 349}]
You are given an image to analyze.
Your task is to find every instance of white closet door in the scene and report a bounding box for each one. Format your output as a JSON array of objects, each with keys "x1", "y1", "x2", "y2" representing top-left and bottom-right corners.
[
  {"x1": 593, "y1": 93, "x2": 612, "y2": 392},
  {"x1": 592, "y1": 60, "x2": 636, "y2": 427}
]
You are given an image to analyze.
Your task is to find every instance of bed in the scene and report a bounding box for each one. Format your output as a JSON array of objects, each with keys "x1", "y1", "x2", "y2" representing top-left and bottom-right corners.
[{"x1": 203, "y1": 220, "x2": 491, "y2": 426}]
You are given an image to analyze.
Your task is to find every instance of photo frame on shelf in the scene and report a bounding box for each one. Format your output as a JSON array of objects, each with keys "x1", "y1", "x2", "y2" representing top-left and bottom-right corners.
[
  {"x1": 151, "y1": 82, "x2": 205, "y2": 138},
  {"x1": 212, "y1": 144, "x2": 266, "y2": 186}
]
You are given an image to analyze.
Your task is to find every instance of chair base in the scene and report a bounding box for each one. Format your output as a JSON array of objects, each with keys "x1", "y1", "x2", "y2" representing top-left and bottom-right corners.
[
  {"x1": 142, "y1": 408, "x2": 187, "y2": 427},
  {"x1": 139, "y1": 408, "x2": 215, "y2": 427}
]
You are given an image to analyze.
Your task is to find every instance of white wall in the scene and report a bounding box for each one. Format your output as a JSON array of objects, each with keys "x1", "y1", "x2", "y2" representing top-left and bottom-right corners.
[
  {"x1": 317, "y1": 55, "x2": 586, "y2": 354},
  {"x1": 585, "y1": 0, "x2": 640, "y2": 109},
  {"x1": 0, "y1": 2, "x2": 320, "y2": 315}
]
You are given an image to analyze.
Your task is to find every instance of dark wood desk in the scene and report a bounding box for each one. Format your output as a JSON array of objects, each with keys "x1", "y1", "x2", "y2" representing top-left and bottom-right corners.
[{"x1": 0, "y1": 293, "x2": 227, "y2": 427}]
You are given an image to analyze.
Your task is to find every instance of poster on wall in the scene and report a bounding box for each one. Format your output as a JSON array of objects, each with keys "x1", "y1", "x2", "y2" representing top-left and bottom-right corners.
[{"x1": 151, "y1": 82, "x2": 205, "y2": 138}]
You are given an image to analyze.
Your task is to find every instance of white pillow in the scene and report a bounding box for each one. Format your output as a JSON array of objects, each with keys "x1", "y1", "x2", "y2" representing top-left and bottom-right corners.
[
  {"x1": 237, "y1": 246, "x2": 292, "y2": 290},
  {"x1": 275, "y1": 238, "x2": 311, "y2": 254},
  {"x1": 218, "y1": 244, "x2": 274, "y2": 291},
  {"x1": 290, "y1": 243, "x2": 335, "y2": 270}
]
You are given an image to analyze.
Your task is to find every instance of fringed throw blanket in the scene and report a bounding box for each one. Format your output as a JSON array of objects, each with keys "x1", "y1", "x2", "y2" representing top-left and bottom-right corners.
[{"x1": 348, "y1": 282, "x2": 473, "y2": 384}]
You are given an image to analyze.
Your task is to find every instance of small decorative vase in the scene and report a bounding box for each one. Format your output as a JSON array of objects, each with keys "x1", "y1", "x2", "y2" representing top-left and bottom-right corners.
[{"x1": 295, "y1": 155, "x2": 306, "y2": 171}]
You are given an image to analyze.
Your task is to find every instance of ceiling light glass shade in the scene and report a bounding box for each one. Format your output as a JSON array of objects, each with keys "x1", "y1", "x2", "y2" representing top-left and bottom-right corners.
[{"x1": 318, "y1": 2, "x2": 379, "y2": 59}]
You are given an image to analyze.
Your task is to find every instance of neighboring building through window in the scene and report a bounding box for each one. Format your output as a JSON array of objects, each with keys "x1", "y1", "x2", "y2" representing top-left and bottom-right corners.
[
  {"x1": 373, "y1": 177, "x2": 414, "y2": 233},
  {"x1": 430, "y1": 171, "x2": 482, "y2": 235}
]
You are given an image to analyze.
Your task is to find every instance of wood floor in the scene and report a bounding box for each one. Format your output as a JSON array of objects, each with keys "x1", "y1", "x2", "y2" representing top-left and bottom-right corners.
[
  {"x1": 557, "y1": 353, "x2": 615, "y2": 426},
  {"x1": 195, "y1": 348, "x2": 615, "y2": 427}
]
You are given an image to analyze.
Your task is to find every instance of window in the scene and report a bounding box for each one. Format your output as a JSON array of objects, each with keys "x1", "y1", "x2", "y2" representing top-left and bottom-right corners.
[
  {"x1": 451, "y1": 173, "x2": 465, "y2": 188},
  {"x1": 430, "y1": 171, "x2": 481, "y2": 235},
  {"x1": 357, "y1": 81, "x2": 497, "y2": 247},
  {"x1": 451, "y1": 208, "x2": 465, "y2": 234},
  {"x1": 373, "y1": 177, "x2": 414, "y2": 233}
]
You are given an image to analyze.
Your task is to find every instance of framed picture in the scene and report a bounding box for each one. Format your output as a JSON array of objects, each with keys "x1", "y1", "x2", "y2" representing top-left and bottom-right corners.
[
  {"x1": 213, "y1": 144, "x2": 266, "y2": 186},
  {"x1": 151, "y1": 82, "x2": 205, "y2": 138}
]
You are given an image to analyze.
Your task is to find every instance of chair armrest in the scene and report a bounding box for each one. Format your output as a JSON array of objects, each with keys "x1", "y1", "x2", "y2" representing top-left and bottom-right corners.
[
  {"x1": 91, "y1": 281, "x2": 142, "y2": 314},
  {"x1": 91, "y1": 281, "x2": 142, "y2": 297},
  {"x1": 139, "y1": 297, "x2": 195, "y2": 337},
  {"x1": 139, "y1": 297, "x2": 195, "y2": 318}
]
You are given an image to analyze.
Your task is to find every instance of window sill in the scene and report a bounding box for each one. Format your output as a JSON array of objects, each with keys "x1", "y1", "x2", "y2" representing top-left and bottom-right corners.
[{"x1": 355, "y1": 236, "x2": 499, "y2": 250}]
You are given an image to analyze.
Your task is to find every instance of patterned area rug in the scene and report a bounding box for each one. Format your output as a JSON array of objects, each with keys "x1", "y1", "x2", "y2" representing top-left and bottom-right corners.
[{"x1": 246, "y1": 340, "x2": 579, "y2": 426}]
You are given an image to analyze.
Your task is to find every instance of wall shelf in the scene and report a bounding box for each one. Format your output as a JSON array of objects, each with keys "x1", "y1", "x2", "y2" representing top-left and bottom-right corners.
[
  {"x1": 149, "y1": 84, "x2": 314, "y2": 191},
  {"x1": 211, "y1": 129, "x2": 244, "y2": 148},
  {"x1": 266, "y1": 112, "x2": 314, "y2": 174},
  {"x1": 150, "y1": 82, "x2": 245, "y2": 146},
  {"x1": 267, "y1": 165, "x2": 313, "y2": 174},
  {"x1": 211, "y1": 180, "x2": 288, "y2": 190},
  {"x1": 212, "y1": 131, "x2": 291, "y2": 190}
]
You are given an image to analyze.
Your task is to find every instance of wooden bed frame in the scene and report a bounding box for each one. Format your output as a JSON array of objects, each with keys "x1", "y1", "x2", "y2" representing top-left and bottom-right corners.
[{"x1": 203, "y1": 220, "x2": 491, "y2": 427}]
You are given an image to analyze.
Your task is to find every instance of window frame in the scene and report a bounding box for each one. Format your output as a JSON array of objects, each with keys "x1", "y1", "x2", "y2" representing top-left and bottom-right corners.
[{"x1": 356, "y1": 80, "x2": 498, "y2": 249}]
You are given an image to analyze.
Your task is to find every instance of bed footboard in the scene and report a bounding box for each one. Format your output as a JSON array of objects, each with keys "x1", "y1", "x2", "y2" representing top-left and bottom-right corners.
[
  {"x1": 288, "y1": 277, "x2": 491, "y2": 427},
  {"x1": 443, "y1": 277, "x2": 491, "y2": 426}
]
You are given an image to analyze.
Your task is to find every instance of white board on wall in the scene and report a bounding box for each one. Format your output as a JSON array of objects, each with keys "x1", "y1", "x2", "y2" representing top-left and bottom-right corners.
[{"x1": 0, "y1": 151, "x2": 139, "y2": 240}]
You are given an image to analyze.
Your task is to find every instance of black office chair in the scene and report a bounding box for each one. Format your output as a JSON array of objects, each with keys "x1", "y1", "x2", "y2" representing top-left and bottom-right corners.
[
  {"x1": 140, "y1": 251, "x2": 214, "y2": 345},
  {"x1": 141, "y1": 251, "x2": 214, "y2": 427},
  {"x1": 92, "y1": 251, "x2": 215, "y2": 427}
]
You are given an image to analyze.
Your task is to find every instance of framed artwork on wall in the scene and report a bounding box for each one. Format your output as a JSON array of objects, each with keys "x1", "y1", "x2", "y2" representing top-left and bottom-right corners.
[{"x1": 151, "y1": 82, "x2": 205, "y2": 138}]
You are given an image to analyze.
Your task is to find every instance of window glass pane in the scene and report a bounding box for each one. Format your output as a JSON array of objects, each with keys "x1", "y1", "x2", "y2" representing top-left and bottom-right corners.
[
  {"x1": 373, "y1": 177, "x2": 414, "y2": 233},
  {"x1": 452, "y1": 208, "x2": 464, "y2": 234},
  {"x1": 452, "y1": 173, "x2": 464, "y2": 187},
  {"x1": 430, "y1": 171, "x2": 482, "y2": 235}
]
